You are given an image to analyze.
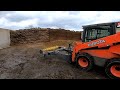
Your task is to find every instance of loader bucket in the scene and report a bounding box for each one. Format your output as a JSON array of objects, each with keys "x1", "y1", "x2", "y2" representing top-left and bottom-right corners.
[{"x1": 39, "y1": 45, "x2": 72, "y2": 63}]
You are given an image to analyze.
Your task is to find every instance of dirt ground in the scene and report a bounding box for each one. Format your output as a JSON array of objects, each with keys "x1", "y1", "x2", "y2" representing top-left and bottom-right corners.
[{"x1": 0, "y1": 40, "x2": 108, "y2": 79}]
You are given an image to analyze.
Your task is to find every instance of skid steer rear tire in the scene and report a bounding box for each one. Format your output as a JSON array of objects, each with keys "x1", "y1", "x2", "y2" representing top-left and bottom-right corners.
[
  {"x1": 76, "y1": 53, "x2": 94, "y2": 71},
  {"x1": 105, "y1": 59, "x2": 120, "y2": 79}
]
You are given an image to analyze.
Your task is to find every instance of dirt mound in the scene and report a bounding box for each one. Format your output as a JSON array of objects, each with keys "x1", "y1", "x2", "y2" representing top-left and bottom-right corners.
[
  {"x1": 49, "y1": 29, "x2": 81, "y2": 41},
  {"x1": 10, "y1": 29, "x2": 49, "y2": 45},
  {"x1": 10, "y1": 28, "x2": 81, "y2": 45}
]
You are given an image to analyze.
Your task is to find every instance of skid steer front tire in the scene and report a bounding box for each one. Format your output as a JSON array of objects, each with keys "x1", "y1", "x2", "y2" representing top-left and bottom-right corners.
[{"x1": 76, "y1": 53, "x2": 94, "y2": 71}]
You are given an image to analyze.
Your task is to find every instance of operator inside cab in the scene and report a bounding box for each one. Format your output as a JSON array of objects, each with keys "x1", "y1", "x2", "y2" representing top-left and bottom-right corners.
[{"x1": 116, "y1": 22, "x2": 120, "y2": 33}]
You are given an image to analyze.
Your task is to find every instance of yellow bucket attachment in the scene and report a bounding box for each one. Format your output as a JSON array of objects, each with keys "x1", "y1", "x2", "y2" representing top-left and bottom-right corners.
[{"x1": 43, "y1": 46, "x2": 60, "y2": 51}]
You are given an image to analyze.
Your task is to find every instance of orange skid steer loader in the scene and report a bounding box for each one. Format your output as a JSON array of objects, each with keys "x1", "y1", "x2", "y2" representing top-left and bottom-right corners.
[{"x1": 40, "y1": 22, "x2": 120, "y2": 79}]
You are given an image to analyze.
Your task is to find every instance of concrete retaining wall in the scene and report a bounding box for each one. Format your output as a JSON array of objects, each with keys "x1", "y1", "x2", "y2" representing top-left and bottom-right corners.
[{"x1": 0, "y1": 28, "x2": 10, "y2": 49}]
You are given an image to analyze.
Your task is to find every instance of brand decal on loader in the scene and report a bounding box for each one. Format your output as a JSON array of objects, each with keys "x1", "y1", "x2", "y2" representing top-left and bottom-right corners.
[{"x1": 88, "y1": 39, "x2": 105, "y2": 47}]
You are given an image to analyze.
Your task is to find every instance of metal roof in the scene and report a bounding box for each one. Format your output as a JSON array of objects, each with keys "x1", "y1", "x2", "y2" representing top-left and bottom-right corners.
[{"x1": 82, "y1": 21, "x2": 119, "y2": 28}]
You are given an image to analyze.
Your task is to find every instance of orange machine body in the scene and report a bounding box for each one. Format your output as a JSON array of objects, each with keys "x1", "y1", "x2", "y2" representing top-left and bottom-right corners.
[{"x1": 72, "y1": 32, "x2": 120, "y2": 66}]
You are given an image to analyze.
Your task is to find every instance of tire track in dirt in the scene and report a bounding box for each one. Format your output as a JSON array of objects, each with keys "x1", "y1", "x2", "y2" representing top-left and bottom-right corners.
[{"x1": 0, "y1": 41, "x2": 108, "y2": 79}]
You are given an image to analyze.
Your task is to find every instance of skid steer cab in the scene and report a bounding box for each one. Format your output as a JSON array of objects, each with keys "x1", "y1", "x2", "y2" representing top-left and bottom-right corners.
[{"x1": 72, "y1": 22, "x2": 120, "y2": 79}]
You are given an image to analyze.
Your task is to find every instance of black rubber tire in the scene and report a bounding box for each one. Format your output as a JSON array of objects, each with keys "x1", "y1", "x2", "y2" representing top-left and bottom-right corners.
[
  {"x1": 76, "y1": 53, "x2": 94, "y2": 71},
  {"x1": 105, "y1": 59, "x2": 120, "y2": 79}
]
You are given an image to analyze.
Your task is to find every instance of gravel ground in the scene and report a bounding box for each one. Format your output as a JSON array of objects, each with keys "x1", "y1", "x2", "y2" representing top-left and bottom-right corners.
[{"x1": 0, "y1": 41, "x2": 109, "y2": 79}]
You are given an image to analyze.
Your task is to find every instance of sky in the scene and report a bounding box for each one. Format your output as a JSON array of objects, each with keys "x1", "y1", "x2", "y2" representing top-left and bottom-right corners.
[{"x1": 0, "y1": 11, "x2": 120, "y2": 31}]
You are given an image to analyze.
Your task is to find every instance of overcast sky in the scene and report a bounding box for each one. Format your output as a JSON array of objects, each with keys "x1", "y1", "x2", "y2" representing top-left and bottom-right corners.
[{"x1": 0, "y1": 11, "x2": 120, "y2": 31}]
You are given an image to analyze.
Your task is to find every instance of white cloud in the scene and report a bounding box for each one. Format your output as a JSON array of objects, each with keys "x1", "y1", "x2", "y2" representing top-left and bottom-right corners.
[
  {"x1": 15, "y1": 18, "x2": 39, "y2": 27},
  {"x1": 0, "y1": 11, "x2": 120, "y2": 31}
]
